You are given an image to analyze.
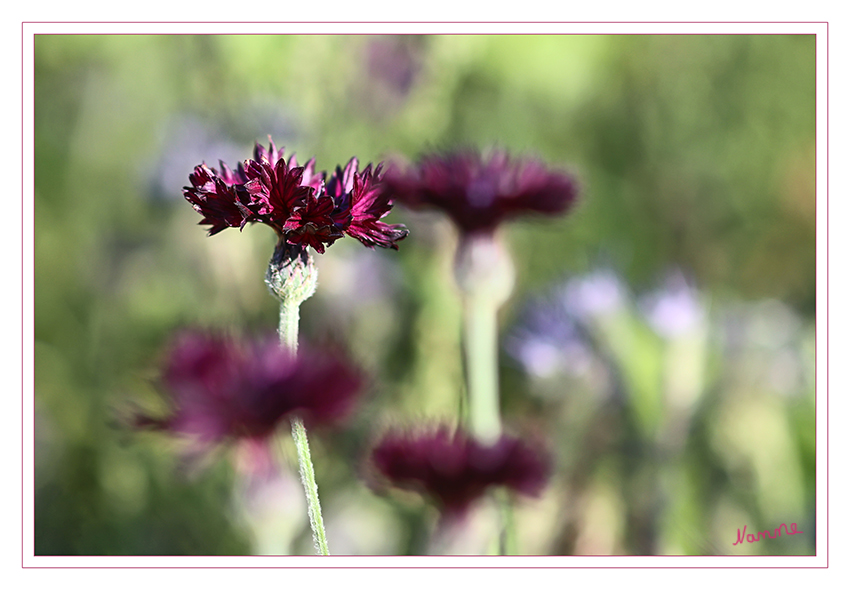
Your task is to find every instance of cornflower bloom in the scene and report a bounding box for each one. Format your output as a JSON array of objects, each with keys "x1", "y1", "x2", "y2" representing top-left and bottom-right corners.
[
  {"x1": 382, "y1": 149, "x2": 579, "y2": 443},
  {"x1": 370, "y1": 426, "x2": 551, "y2": 519},
  {"x1": 183, "y1": 139, "x2": 408, "y2": 254},
  {"x1": 381, "y1": 148, "x2": 578, "y2": 237},
  {"x1": 179, "y1": 139, "x2": 409, "y2": 555},
  {"x1": 135, "y1": 331, "x2": 363, "y2": 465}
]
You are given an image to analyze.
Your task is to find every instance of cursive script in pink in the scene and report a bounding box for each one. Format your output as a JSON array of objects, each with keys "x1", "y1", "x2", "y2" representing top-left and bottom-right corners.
[{"x1": 733, "y1": 523, "x2": 803, "y2": 545}]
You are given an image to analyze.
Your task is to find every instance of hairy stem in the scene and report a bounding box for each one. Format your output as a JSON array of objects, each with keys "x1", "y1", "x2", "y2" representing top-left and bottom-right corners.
[
  {"x1": 269, "y1": 242, "x2": 329, "y2": 555},
  {"x1": 278, "y1": 298, "x2": 301, "y2": 351},
  {"x1": 290, "y1": 417, "x2": 330, "y2": 555}
]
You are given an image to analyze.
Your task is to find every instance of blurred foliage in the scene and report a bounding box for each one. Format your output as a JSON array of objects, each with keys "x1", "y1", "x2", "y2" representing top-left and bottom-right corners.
[{"x1": 33, "y1": 34, "x2": 815, "y2": 555}]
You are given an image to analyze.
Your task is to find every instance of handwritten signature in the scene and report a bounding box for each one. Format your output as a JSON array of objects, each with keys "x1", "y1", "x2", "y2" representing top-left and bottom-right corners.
[{"x1": 733, "y1": 523, "x2": 803, "y2": 546}]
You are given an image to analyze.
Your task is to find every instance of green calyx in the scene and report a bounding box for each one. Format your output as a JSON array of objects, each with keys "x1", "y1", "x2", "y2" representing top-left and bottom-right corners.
[{"x1": 265, "y1": 240, "x2": 319, "y2": 307}]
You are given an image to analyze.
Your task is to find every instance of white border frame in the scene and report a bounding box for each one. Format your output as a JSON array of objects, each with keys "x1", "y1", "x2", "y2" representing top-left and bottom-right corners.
[{"x1": 20, "y1": 21, "x2": 828, "y2": 570}]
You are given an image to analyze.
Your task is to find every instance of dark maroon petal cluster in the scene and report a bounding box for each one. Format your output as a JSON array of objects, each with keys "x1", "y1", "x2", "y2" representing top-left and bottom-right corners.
[
  {"x1": 382, "y1": 149, "x2": 579, "y2": 235},
  {"x1": 183, "y1": 139, "x2": 409, "y2": 253},
  {"x1": 370, "y1": 426, "x2": 551, "y2": 516},
  {"x1": 136, "y1": 331, "x2": 363, "y2": 447}
]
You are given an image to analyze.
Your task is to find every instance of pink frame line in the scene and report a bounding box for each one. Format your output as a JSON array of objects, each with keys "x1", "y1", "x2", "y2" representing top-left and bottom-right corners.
[{"x1": 21, "y1": 22, "x2": 828, "y2": 568}]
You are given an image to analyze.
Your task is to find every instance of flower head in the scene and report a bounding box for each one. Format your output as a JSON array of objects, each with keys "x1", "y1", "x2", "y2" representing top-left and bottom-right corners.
[
  {"x1": 182, "y1": 138, "x2": 408, "y2": 253},
  {"x1": 382, "y1": 148, "x2": 579, "y2": 235},
  {"x1": 183, "y1": 163, "x2": 253, "y2": 235},
  {"x1": 328, "y1": 159, "x2": 410, "y2": 250},
  {"x1": 135, "y1": 331, "x2": 363, "y2": 454},
  {"x1": 369, "y1": 426, "x2": 550, "y2": 517}
]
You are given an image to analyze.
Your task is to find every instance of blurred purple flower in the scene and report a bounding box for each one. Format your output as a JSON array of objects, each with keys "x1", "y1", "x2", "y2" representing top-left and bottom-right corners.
[
  {"x1": 560, "y1": 269, "x2": 627, "y2": 320},
  {"x1": 146, "y1": 116, "x2": 248, "y2": 202},
  {"x1": 183, "y1": 139, "x2": 408, "y2": 253},
  {"x1": 506, "y1": 296, "x2": 594, "y2": 379},
  {"x1": 506, "y1": 269, "x2": 632, "y2": 380},
  {"x1": 382, "y1": 148, "x2": 579, "y2": 235},
  {"x1": 639, "y1": 271, "x2": 705, "y2": 338},
  {"x1": 370, "y1": 426, "x2": 551, "y2": 518},
  {"x1": 134, "y1": 331, "x2": 364, "y2": 459},
  {"x1": 366, "y1": 36, "x2": 422, "y2": 99}
]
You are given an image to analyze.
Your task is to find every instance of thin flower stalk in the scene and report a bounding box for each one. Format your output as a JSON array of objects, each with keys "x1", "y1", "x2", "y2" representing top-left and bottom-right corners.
[
  {"x1": 463, "y1": 288, "x2": 502, "y2": 442},
  {"x1": 383, "y1": 148, "x2": 578, "y2": 552},
  {"x1": 454, "y1": 235, "x2": 515, "y2": 444},
  {"x1": 455, "y1": 236, "x2": 516, "y2": 552},
  {"x1": 268, "y1": 242, "x2": 329, "y2": 556},
  {"x1": 182, "y1": 139, "x2": 408, "y2": 555},
  {"x1": 383, "y1": 149, "x2": 577, "y2": 443},
  {"x1": 289, "y1": 418, "x2": 329, "y2": 555}
]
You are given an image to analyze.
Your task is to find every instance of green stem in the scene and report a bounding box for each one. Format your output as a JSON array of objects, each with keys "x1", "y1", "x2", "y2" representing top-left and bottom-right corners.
[
  {"x1": 463, "y1": 293, "x2": 501, "y2": 443},
  {"x1": 278, "y1": 298, "x2": 301, "y2": 351},
  {"x1": 454, "y1": 235, "x2": 513, "y2": 443},
  {"x1": 268, "y1": 242, "x2": 329, "y2": 555},
  {"x1": 455, "y1": 235, "x2": 515, "y2": 552},
  {"x1": 497, "y1": 491, "x2": 517, "y2": 555},
  {"x1": 291, "y1": 417, "x2": 330, "y2": 555}
]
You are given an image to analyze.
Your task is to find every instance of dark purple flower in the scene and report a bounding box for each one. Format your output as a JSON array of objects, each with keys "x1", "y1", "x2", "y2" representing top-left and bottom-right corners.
[
  {"x1": 182, "y1": 138, "x2": 408, "y2": 253},
  {"x1": 241, "y1": 146, "x2": 319, "y2": 232},
  {"x1": 217, "y1": 159, "x2": 250, "y2": 187},
  {"x1": 370, "y1": 426, "x2": 551, "y2": 517},
  {"x1": 327, "y1": 158, "x2": 410, "y2": 250},
  {"x1": 135, "y1": 331, "x2": 363, "y2": 453},
  {"x1": 183, "y1": 163, "x2": 253, "y2": 235},
  {"x1": 382, "y1": 148, "x2": 579, "y2": 235},
  {"x1": 282, "y1": 189, "x2": 344, "y2": 254}
]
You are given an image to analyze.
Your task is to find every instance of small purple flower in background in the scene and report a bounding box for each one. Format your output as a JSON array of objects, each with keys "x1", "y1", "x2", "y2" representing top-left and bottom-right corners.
[
  {"x1": 639, "y1": 270, "x2": 705, "y2": 338},
  {"x1": 560, "y1": 269, "x2": 627, "y2": 321},
  {"x1": 354, "y1": 36, "x2": 425, "y2": 122},
  {"x1": 145, "y1": 115, "x2": 249, "y2": 203},
  {"x1": 134, "y1": 331, "x2": 363, "y2": 463},
  {"x1": 182, "y1": 139, "x2": 408, "y2": 253},
  {"x1": 507, "y1": 269, "x2": 630, "y2": 381},
  {"x1": 369, "y1": 426, "x2": 550, "y2": 518},
  {"x1": 382, "y1": 148, "x2": 579, "y2": 236},
  {"x1": 366, "y1": 36, "x2": 422, "y2": 100},
  {"x1": 506, "y1": 294, "x2": 595, "y2": 380}
]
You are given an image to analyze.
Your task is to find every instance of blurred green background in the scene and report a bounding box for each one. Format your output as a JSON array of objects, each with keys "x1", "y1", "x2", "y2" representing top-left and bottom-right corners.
[{"x1": 34, "y1": 34, "x2": 815, "y2": 556}]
